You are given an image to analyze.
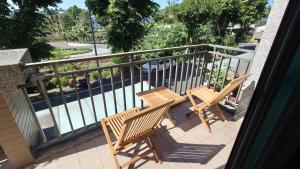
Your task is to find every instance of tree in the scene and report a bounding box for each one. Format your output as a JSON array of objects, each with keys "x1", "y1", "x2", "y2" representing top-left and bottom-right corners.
[
  {"x1": 59, "y1": 5, "x2": 82, "y2": 31},
  {"x1": 154, "y1": 0, "x2": 181, "y2": 24},
  {"x1": 58, "y1": 6, "x2": 92, "y2": 42},
  {"x1": 64, "y1": 11, "x2": 91, "y2": 42},
  {"x1": 86, "y1": 0, "x2": 159, "y2": 52},
  {"x1": 235, "y1": 0, "x2": 267, "y2": 42},
  {"x1": 44, "y1": 7, "x2": 63, "y2": 35},
  {"x1": 0, "y1": 0, "x2": 61, "y2": 61},
  {"x1": 135, "y1": 23, "x2": 188, "y2": 59},
  {"x1": 177, "y1": 0, "x2": 267, "y2": 45}
]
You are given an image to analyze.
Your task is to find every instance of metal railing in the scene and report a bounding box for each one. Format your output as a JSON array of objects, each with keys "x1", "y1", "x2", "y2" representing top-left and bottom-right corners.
[{"x1": 21, "y1": 44, "x2": 253, "y2": 146}]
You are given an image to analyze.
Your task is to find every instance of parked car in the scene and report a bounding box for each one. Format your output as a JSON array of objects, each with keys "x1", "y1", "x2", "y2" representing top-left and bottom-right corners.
[{"x1": 142, "y1": 60, "x2": 176, "y2": 73}]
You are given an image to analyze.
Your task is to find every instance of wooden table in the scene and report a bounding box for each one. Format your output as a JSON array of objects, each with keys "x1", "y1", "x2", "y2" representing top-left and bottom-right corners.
[{"x1": 136, "y1": 87, "x2": 186, "y2": 126}]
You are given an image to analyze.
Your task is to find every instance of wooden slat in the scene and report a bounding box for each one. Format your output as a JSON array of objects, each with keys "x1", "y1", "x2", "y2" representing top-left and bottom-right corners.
[
  {"x1": 187, "y1": 74, "x2": 251, "y2": 133},
  {"x1": 137, "y1": 87, "x2": 185, "y2": 107}
]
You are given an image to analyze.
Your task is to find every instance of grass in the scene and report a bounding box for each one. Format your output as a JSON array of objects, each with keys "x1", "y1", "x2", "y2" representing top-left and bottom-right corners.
[{"x1": 50, "y1": 48, "x2": 92, "y2": 60}]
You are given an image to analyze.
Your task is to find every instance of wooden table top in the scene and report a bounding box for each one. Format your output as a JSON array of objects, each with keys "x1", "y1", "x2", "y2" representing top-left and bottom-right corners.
[{"x1": 136, "y1": 87, "x2": 186, "y2": 107}]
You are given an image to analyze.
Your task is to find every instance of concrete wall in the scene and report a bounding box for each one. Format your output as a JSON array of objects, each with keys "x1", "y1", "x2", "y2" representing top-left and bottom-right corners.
[
  {"x1": 1, "y1": 89, "x2": 39, "y2": 147},
  {"x1": 0, "y1": 49, "x2": 37, "y2": 168},
  {"x1": 0, "y1": 94, "x2": 35, "y2": 169},
  {"x1": 235, "y1": 0, "x2": 289, "y2": 119},
  {"x1": 247, "y1": 0, "x2": 289, "y2": 85}
]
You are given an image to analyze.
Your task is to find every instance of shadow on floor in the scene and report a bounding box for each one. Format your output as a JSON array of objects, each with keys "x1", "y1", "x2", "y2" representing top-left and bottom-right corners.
[
  {"x1": 0, "y1": 146, "x2": 13, "y2": 169},
  {"x1": 124, "y1": 141, "x2": 225, "y2": 169}
]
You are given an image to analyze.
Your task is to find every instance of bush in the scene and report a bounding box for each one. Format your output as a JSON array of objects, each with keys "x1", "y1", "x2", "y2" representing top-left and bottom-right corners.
[
  {"x1": 29, "y1": 42, "x2": 54, "y2": 62},
  {"x1": 90, "y1": 71, "x2": 99, "y2": 81},
  {"x1": 60, "y1": 76, "x2": 71, "y2": 87},
  {"x1": 192, "y1": 22, "x2": 217, "y2": 44},
  {"x1": 44, "y1": 76, "x2": 71, "y2": 90},
  {"x1": 45, "y1": 78, "x2": 57, "y2": 90},
  {"x1": 134, "y1": 23, "x2": 188, "y2": 59},
  {"x1": 50, "y1": 48, "x2": 92, "y2": 60}
]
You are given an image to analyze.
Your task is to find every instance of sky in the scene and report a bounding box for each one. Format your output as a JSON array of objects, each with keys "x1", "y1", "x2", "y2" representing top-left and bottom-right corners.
[
  {"x1": 56, "y1": 0, "x2": 174, "y2": 10},
  {"x1": 56, "y1": 0, "x2": 273, "y2": 10},
  {"x1": 7, "y1": 0, "x2": 273, "y2": 10}
]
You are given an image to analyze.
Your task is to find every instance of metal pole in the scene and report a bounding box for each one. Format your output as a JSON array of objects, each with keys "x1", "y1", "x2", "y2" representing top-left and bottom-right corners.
[{"x1": 89, "y1": 9, "x2": 97, "y2": 56}]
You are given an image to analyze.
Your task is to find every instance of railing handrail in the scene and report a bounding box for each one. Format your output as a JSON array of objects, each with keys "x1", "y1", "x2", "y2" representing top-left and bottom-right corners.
[
  {"x1": 23, "y1": 43, "x2": 253, "y2": 145},
  {"x1": 31, "y1": 51, "x2": 252, "y2": 80},
  {"x1": 23, "y1": 44, "x2": 252, "y2": 68},
  {"x1": 208, "y1": 44, "x2": 255, "y2": 53},
  {"x1": 23, "y1": 44, "x2": 206, "y2": 68}
]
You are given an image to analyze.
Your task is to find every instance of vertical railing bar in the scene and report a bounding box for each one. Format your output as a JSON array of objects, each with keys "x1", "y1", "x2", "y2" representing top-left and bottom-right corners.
[
  {"x1": 20, "y1": 85, "x2": 47, "y2": 143},
  {"x1": 199, "y1": 53, "x2": 207, "y2": 86},
  {"x1": 38, "y1": 79, "x2": 61, "y2": 137},
  {"x1": 85, "y1": 72, "x2": 97, "y2": 123},
  {"x1": 184, "y1": 56, "x2": 191, "y2": 93},
  {"x1": 129, "y1": 55, "x2": 136, "y2": 107},
  {"x1": 148, "y1": 62, "x2": 151, "y2": 90},
  {"x1": 139, "y1": 63, "x2": 144, "y2": 108},
  {"x1": 174, "y1": 58, "x2": 179, "y2": 92},
  {"x1": 213, "y1": 56, "x2": 224, "y2": 91},
  {"x1": 189, "y1": 54, "x2": 196, "y2": 90},
  {"x1": 155, "y1": 60, "x2": 159, "y2": 88},
  {"x1": 72, "y1": 74, "x2": 86, "y2": 128},
  {"x1": 235, "y1": 61, "x2": 250, "y2": 103},
  {"x1": 194, "y1": 53, "x2": 201, "y2": 88},
  {"x1": 120, "y1": 66, "x2": 127, "y2": 111},
  {"x1": 109, "y1": 67, "x2": 118, "y2": 114},
  {"x1": 233, "y1": 59, "x2": 241, "y2": 78},
  {"x1": 221, "y1": 58, "x2": 232, "y2": 88},
  {"x1": 179, "y1": 57, "x2": 185, "y2": 95},
  {"x1": 96, "y1": 60, "x2": 108, "y2": 117},
  {"x1": 162, "y1": 60, "x2": 166, "y2": 87},
  {"x1": 53, "y1": 64, "x2": 74, "y2": 131},
  {"x1": 208, "y1": 53, "x2": 216, "y2": 86},
  {"x1": 168, "y1": 59, "x2": 173, "y2": 89}
]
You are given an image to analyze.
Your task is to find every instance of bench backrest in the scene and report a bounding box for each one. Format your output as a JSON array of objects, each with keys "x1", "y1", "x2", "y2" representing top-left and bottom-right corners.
[
  {"x1": 120, "y1": 100, "x2": 173, "y2": 143},
  {"x1": 209, "y1": 74, "x2": 251, "y2": 105}
]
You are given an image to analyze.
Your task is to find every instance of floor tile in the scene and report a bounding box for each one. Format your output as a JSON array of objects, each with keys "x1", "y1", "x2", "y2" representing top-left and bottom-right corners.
[{"x1": 25, "y1": 101, "x2": 243, "y2": 169}]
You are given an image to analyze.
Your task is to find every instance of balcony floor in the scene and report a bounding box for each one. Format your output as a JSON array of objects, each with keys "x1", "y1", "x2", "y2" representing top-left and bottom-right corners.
[{"x1": 25, "y1": 101, "x2": 242, "y2": 169}]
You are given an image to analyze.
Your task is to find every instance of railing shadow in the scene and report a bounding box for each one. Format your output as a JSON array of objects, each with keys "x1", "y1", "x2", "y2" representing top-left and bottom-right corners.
[
  {"x1": 124, "y1": 141, "x2": 225, "y2": 169},
  {"x1": 163, "y1": 143, "x2": 225, "y2": 164}
]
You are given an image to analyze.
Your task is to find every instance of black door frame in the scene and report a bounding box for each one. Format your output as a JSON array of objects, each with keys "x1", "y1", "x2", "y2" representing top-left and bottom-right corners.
[{"x1": 226, "y1": 1, "x2": 300, "y2": 169}]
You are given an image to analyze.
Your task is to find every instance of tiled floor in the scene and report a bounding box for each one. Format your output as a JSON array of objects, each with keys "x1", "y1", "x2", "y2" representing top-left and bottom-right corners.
[{"x1": 25, "y1": 101, "x2": 242, "y2": 169}]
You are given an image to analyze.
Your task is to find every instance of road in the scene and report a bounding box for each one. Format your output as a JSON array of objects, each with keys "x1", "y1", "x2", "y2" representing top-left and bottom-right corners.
[{"x1": 48, "y1": 41, "x2": 111, "y2": 58}]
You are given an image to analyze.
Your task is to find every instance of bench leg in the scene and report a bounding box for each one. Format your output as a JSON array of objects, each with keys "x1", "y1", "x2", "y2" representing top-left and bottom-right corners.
[
  {"x1": 112, "y1": 154, "x2": 122, "y2": 169},
  {"x1": 197, "y1": 110, "x2": 212, "y2": 133},
  {"x1": 214, "y1": 105, "x2": 227, "y2": 122}
]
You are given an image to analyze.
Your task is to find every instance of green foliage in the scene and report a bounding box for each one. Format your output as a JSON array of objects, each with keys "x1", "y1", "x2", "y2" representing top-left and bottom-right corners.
[
  {"x1": 29, "y1": 42, "x2": 55, "y2": 62},
  {"x1": 59, "y1": 6, "x2": 92, "y2": 42},
  {"x1": 210, "y1": 69, "x2": 230, "y2": 89},
  {"x1": 50, "y1": 48, "x2": 92, "y2": 60},
  {"x1": 45, "y1": 76, "x2": 71, "y2": 90},
  {"x1": 192, "y1": 22, "x2": 217, "y2": 44},
  {"x1": 177, "y1": 0, "x2": 267, "y2": 45},
  {"x1": 60, "y1": 76, "x2": 71, "y2": 87},
  {"x1": 59, "y1": 6, "x2": 82, "y2": 31},
  {"x1": 0, "y1": 0, "x2": 61, "y2": 61},
  {"x1": 135, "y1": 23, "x2": 188, "y2": 59},
  {"x1": 154, "y1": 1, "x2": 181, "y2": 24},
  {"x1": 45, "y1": 78, "x2": 58, "y2": 89},
  {"x1": 89, "y1": 71, "x2": 99, "y2": 81},
  {"x1": 86, "y1": 0, "x2": 159, "y2": 52}
]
